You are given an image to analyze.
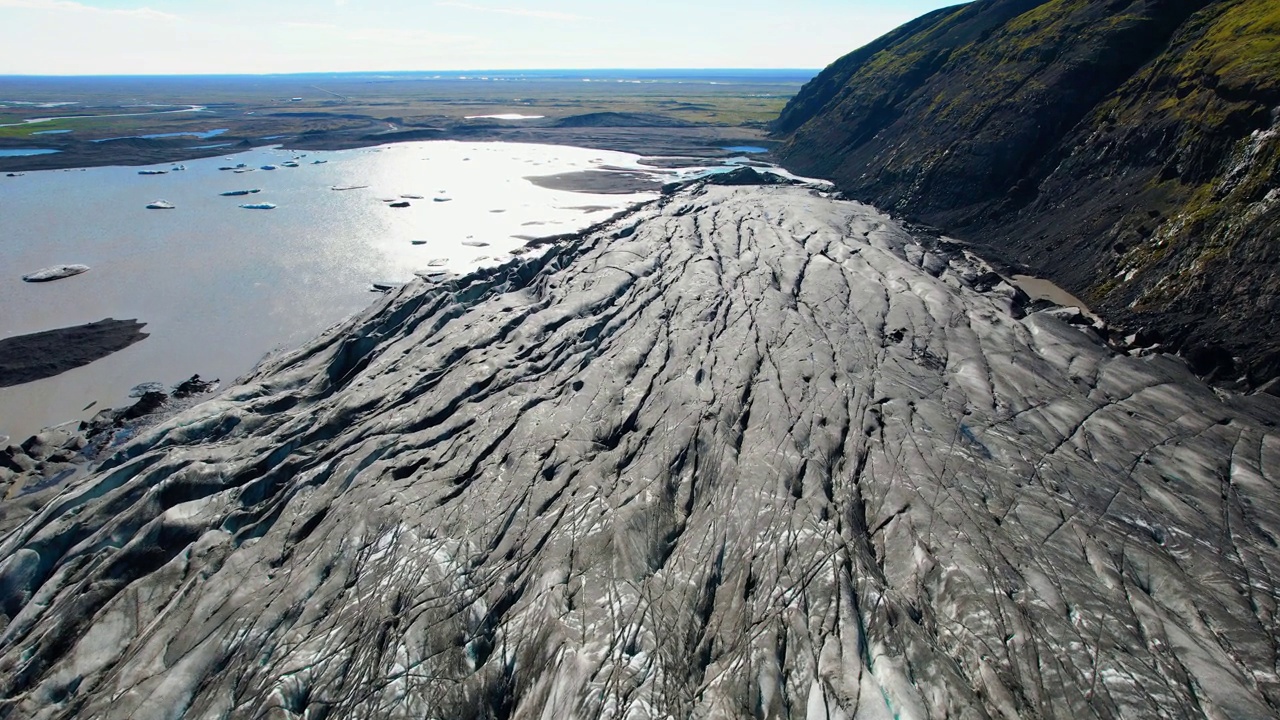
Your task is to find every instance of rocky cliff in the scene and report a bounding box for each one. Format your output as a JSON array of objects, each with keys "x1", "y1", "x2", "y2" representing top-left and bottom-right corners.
[
  {"x1": 1, "y1": 183, "x2": 1277, "y2": 719},
  {"x1": 776, "y1": 0, "x2": 1280, "y2": 387}
]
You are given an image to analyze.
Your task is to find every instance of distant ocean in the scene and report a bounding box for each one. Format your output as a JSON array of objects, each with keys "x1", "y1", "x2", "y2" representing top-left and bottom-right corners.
[{"x1": 0, "y1": 69, "x2": 818, "y2": 91}]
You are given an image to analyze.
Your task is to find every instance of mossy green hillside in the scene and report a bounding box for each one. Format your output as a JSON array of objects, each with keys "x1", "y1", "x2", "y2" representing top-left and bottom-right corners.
[
  {"x1": 777, "y1": 0, "x2": 1280, "y2": 383},
  {"x1": 1181, "y1": 0, "x2": 1280, "y2": 95}
]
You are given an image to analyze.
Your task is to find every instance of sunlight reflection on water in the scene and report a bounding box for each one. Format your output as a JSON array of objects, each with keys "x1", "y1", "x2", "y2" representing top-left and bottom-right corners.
[{"x1": 0, "y1": 140, "x2": 661, "y2": 440}]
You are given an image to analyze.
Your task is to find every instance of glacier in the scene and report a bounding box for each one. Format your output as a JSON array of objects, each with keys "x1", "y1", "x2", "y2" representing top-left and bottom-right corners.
[{"x1": 0, "y1": 183, "x2": 1277, "y2": 719}]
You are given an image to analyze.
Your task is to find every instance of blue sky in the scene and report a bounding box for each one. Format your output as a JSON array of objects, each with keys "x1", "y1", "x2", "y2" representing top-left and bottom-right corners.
[{"x1": 0, "y1": 0, "x2": 959, "y2": 74}]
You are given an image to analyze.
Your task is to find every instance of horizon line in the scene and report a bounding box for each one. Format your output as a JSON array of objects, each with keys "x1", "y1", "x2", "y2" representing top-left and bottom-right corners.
[{"x1": 0, "y1": 68, "x2": 822, "y2": 79}]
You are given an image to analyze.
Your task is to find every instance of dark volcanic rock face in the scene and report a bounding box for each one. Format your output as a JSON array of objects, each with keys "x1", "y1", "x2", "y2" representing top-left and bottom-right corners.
[
  {"x1": 0, "y1": 186, "x2": 1278, "y2": 718},
  {"x1": 775, "y1": 0, "x2": 1280, "y2": 387}
]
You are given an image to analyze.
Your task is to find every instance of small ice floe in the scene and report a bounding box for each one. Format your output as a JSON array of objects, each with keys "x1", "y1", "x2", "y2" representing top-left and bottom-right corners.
[
  {"x1": 332, "y1": 185, "x2": 367, "y2": 191},
  {"x1": 234, "y1": 168, "x2": 255, "y2": 173},
  {"x1": 220, "y1": 189, "x2": 261, "y2": 196},
  {"x1": 146, "y1": 200, "x2": 176, "y2": 209},
  {"x1": 5, "y1": 172, "x2": 24, "y2": 177},
  {"x1": 171, "y1": 165, "x2": 187, "y2": 172},
  {"x1": 427, "y1": 258, "x2": 448, "y2": 266},
  {"x1": 22, "y1": 264, "x2": 90, "y2": 282},
  {"x1": 389, "y1": 201, "x2": 411, "y2": 208},
  {"x1": 138, "y1": 170, "x2": 167, "y2": 175},
  {"x1": 239, "y1": 202, "x2": 277, "y2": 210},
  {"x1": 312, "y1": 159, "x2": 327, "y2": 164},
  {"x1": 461, "y1": 240, "x2": 490, "y2": 247},
  {"x1": 401, "y1": 194, "x2": 424, "y2": 199},
  {"x1": 281, "y1": 161, "x2": 299, "y2": 168},
  {"x1": 433, "y1": 197, "x2": 452, "y2": 203},
  {"x1": 411, "y1": 240, "x2": 427, "y2": 245},
  {"x1": 260, "y1": 165, "x2": 277, "y2": 171}
]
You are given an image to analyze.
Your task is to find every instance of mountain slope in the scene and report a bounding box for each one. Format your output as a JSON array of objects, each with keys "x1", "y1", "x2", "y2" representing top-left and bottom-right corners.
[
  {"x1": 1, "y1": 185, "x2": 1278, "y2": 718},
  {"x1": 776, "y1": 0, "x2": 1280, "y2": 387}
]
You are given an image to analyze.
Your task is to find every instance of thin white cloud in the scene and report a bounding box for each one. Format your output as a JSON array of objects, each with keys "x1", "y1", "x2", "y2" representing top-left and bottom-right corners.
[
  {"x1": 436, "y1": 1, "x2": 582, "y2": 22},
  {"x1": 283, "y1": 21, "x2": 472, "y2": 47},
  {"x1": 0, "y1": 0, "x2": 177, "y2": 20},
  {"x1": 283, "y1": 21, "x2": 342, "y2": 31},
  {"x1": 347, "y1": 27, "x2": 475, "y2": 46}
]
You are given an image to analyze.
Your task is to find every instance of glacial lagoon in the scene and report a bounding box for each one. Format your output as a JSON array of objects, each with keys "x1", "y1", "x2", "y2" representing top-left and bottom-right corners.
[{"x1": 0, "y1": 141, "x2": 679, "y2": 441}]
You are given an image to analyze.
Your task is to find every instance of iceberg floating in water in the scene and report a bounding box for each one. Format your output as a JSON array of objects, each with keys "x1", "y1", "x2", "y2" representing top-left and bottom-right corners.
[
  {"x1": 239, "y1": 202, "x2": 277, "y2": 210},
  {"x1": 21, "y1": 264, "x2": 89, "y2": 282},
  {"x1": 220, "y1": 189, "x2": 261, "y2": 197},
  {"x1": 145, "y1": 200, "x2": 176, "y2": 209}
]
